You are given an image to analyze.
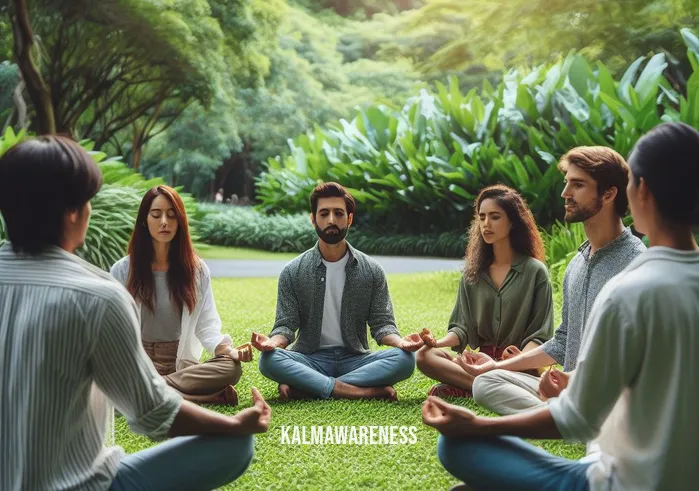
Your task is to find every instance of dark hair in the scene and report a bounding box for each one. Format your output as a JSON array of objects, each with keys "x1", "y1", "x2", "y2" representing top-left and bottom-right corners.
[
  {"x1": 309, "y1": 182, "x2": 356, "y2": 216},
  {"x1": 628, "y1": 122, "x2": 699, "y2": 226},
  {"x1": 558, "y1": 146, "x2": 630, "y2": 217},
  {"x1": 464, "y1": 185, "x2": 545, "y2": 283},
  {"x1": 0, "y1": 135, "x2": 102, "y2": 254},
  {"x1": 126, "y1": 186, "x2": 198, "y2": 314}
]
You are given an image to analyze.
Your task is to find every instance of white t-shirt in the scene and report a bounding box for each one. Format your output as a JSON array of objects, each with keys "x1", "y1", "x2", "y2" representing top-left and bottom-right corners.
[
  {"x1": 549, "y1": 247, "x2": 699, "y2": 491},
  {"x1": 319, "y1": 252, "x2": 350, "y2": 349}
]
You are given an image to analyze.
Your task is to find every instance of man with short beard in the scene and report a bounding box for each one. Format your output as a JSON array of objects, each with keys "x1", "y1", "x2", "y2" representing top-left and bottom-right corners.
[
  {"x1": 463, "y1": 146, "x2": 646, "y2": 418},
  {"x1": 252, "y1": 182, "x2": 418, "y2": 401}
]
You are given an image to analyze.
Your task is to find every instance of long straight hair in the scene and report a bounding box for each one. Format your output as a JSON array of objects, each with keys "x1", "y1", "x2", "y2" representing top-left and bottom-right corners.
[
  {"x1": 464, "y1": 185, "x2": 545, "y2": 283},
  {"x1": 126, "y1": 186, "x2": 198, "y2": 314}
]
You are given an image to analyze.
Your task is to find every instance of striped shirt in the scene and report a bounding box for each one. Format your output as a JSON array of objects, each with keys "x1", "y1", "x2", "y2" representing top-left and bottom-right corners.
[{"x1": 0, "y1": 243, "x2": 182, "y2": 491}]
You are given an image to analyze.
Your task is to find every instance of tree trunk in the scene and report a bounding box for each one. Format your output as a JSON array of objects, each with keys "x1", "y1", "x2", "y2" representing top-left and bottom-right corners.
[
  {"x1": 336, "y1": 0, "x2": 351, "y2": 16},
  {"x1": 11, "y1": 71, "x2": 27, "y2": 129},
  {"x1": 132, "y1": 124, "x2": 142, "y2": 170},
  {"x1": 132, "y1": 144, "x2": 142, "y2": 171},
  {"x1": 11, "y1": 0, "x2": 56, "y2": 134}
]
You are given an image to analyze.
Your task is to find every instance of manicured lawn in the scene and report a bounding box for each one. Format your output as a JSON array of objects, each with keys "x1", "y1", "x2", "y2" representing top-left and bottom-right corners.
[
  {"x1": 115, "y1": 271, "x2": 583, "y2": 490},
  {"x1": 194, "y1": 243, "x2": 300, "y2": 261}
]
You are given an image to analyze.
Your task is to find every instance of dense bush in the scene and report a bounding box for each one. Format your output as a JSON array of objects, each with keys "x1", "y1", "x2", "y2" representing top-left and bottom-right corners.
[{"x1": 257, "y1": 28, "x2": 699, "y2": 235}]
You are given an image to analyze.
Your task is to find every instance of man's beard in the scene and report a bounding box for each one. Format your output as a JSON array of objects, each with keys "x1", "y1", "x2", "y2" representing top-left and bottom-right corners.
[
  {"x1": 564, "y1": 197, "x2": 603, "y2": 223},
  {"x1": 315, "y1": 224, "x2": 348, "y2": 245}
]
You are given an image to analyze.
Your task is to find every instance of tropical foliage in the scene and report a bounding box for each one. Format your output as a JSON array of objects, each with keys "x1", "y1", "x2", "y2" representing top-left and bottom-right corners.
[
  {"x1": 257, "y1": 28, "x2": 699, "y2": 236},
  {"x1": 3, "y1": 2, "x2": 699, "y2": 263},
  {"x1": 540, "y1": 222, "x2": 587, "y2": 293}
]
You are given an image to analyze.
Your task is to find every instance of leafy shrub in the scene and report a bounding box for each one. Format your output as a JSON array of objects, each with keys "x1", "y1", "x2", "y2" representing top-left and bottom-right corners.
[
  {"x1": 257, "y1": 28, "x2": 699, "y2": 235},
  {"x1": 540, "y1": 222, "x2": 587, "y2": 292},
  {"x1": 79, "y1": 185, "x2": 145, "y2": 270}
]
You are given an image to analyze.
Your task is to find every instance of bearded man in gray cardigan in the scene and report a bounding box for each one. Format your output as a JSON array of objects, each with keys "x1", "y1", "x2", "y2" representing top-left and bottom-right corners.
[{"x1": 252, "y1": 182, "x2": 420, "y2": 400}]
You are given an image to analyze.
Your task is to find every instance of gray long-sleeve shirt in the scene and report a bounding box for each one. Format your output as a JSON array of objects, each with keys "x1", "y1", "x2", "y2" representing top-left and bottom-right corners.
[
  {"x1": 541, "y1": 228, "x2": 646, "y2": 371},
  {"x1": 269, "y1": 242, "x2": 400, "y2": 354}
]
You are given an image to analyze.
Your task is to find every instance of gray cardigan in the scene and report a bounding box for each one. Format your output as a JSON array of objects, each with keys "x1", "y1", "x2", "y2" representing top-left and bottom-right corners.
[{"x1": 269, "y1": 242, "x2": 400, "y2": 354}]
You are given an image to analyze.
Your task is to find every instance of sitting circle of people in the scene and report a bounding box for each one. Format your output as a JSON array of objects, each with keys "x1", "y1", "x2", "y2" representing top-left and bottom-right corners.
[{"x1": 0, "y1": 121, "x2": 697, "y2": 490}]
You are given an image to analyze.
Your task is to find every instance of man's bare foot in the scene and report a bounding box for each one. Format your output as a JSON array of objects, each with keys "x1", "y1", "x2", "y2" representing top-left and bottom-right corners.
[
  {"x1": 278, "y1": 384, "x2": 313, "y2": 401},
  {"x1": 370, "y1": 386, "x2": 397, "y2": 401},
  {"x1": 331, "y1": 381, "x2": 398, "y2": 401},
  {"x1": 348, "y1": 385, "x2": 398, "y2": 401}
]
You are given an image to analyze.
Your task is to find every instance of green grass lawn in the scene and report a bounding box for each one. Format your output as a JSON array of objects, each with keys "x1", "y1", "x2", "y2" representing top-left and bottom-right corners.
[
  {"x1": 115, "y1": 271, "x2": 582, "y2": 490},
  {"x1": 194, "y1": 243, "x2": 300, "y2": 261}
]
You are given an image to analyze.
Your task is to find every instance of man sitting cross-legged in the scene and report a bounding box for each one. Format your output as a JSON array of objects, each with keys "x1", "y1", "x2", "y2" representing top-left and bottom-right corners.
[
  {"x1": 252, "y1": 182, "x2": 419, "y2": 401},
  {"x1": 464, "y1": 146, "x2": 645, "y2": 416},
  {"x1": 0, "y1": 136, "x2": 270, "y2": 491}
]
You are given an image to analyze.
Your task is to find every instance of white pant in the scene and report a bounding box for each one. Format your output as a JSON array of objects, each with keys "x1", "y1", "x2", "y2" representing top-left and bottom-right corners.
[{"x1": 472, "y1": 369, "x2": 545, "y2": 415}]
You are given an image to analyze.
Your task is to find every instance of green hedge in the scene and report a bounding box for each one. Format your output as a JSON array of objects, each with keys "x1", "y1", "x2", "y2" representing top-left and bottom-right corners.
[{"x1": 197, "y1": 204, "x2": 466, "y2": 258}]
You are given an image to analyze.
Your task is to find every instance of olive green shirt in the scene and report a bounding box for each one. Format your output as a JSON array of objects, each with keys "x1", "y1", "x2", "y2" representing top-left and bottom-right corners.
[{"x1": 448, "y1": 255, "x2": 554, "y2": 353}]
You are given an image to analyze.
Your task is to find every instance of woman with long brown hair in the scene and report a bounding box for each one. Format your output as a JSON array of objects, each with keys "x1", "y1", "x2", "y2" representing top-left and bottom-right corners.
[
  {"x1": 111, "y1": 185, "x2": 252, "y2": 405},
  {"x1": 415, "y1": 184, "x2": 554, "y2": 398}
]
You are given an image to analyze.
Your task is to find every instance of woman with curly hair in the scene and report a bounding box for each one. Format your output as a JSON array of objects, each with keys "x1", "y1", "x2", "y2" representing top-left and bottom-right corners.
[
  {"x1": 415, "y1": 184, "x2": 554, "y2": 398},
  {"x1": 111, "y1": 185, "x2": 252, "y2": 405}
]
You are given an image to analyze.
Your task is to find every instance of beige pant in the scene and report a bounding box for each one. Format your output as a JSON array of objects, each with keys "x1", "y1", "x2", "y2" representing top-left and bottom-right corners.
[
  {"x1": 473, "y1": 369, "x2": 602, "y2": 459},
  {"x1": 142, "y1": 340, "x2": 241, "y2": 400},
  {"x1": 472, "y1": 369, "x2": 545, "y2": 415}
]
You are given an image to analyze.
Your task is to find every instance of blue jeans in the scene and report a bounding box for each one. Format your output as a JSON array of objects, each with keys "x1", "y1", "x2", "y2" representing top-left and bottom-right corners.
[
  {"x1": 109, "y1": 434, "x2": 254, "y2": 491},
  {"x1": 437, "y1": 435, "x2": 591, "y2": 491},
  {"x1": 258, "y1": 347, "x2": 415, "y2": 399}
]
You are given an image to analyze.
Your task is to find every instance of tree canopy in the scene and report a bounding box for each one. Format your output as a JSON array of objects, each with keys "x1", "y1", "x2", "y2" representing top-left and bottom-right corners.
[
  {"x1": 409, "y1": 0, "x2": 699, "y2": 76},
  {"x1": 4, "y1": 0, "x2": 697, "y2": 201}
]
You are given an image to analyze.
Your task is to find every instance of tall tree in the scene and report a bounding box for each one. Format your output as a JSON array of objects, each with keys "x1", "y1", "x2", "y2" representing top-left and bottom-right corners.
[
  {"x1": 10, "y1": 0, "x2": 55, "y2": 134},
  {"x1": 4, "y1": 0, "x2": 280, "y2": 162}
]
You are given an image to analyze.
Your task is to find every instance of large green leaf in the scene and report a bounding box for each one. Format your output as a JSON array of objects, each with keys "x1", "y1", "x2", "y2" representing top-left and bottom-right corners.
[
  {"x1": 681, "y1": 28, "x2": 699, "y2": 58},
  {"x1": 516, "y1": 85, "x2": 539, "y2": 120},
  {"x1": 634, "y1": 53, "x2": 668, "y2": 108},
  {"x1": 599, "y1": 93, "x2": 636, "y2": 127},
  {"x1": 618, "y1": 56, "x2": 646, "y2": 106}
]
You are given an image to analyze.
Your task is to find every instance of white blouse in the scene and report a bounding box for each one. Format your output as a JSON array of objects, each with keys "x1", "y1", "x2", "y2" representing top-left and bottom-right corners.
[{"x1": 111, "y1": 256, "x2": 231, "y2": 370}]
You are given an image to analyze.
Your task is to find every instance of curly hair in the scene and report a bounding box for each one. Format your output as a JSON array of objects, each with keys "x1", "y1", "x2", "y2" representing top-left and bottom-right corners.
[{"x1": 464, "y1": 185, "x2": 545, "y2": 283}]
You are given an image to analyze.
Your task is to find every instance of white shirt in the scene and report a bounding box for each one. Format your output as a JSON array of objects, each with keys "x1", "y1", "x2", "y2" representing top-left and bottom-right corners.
[
  {"x1": 319, "y1": 252, "x2": 350, "y2": 349},
  {"x1": 110, "y1": 256, "x2": 231, "y2": 370},
  {"x1": 549, "y1": 247, "x2": 699, "y2": 491},
  {"x1": 0, "y1": 244, "x2": 182, "y2": 491}
]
